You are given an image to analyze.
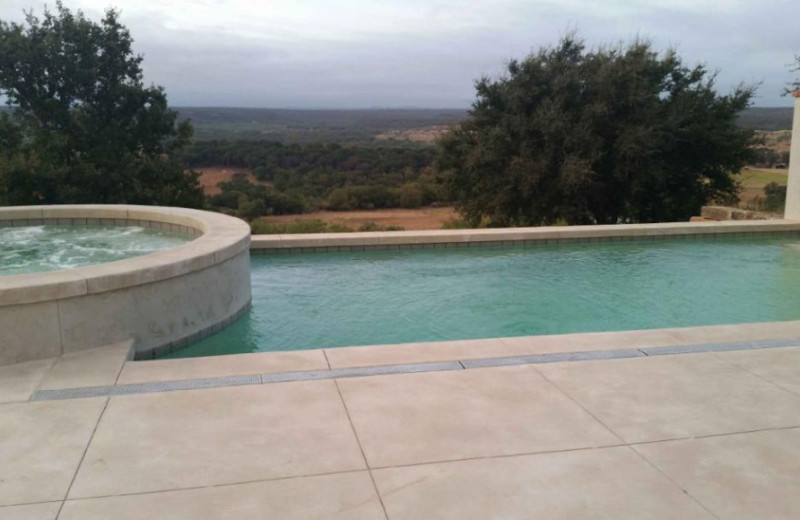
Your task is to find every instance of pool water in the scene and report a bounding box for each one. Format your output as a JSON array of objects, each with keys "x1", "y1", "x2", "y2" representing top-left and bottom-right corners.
[
  {"x1": 165, "y1": 236, "x2": 800, "y2": 358},
  {"x1": 0, "y1": 225, "x2": 191, "y2": 275}
]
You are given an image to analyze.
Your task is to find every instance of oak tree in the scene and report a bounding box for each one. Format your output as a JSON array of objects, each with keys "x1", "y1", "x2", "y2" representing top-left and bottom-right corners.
[
  {"x1": 437, "y1": 35, "x2": 756, "y2": 225},
  {"x1": 0, "y1": 2, "x2": 203, "y2": 206}
]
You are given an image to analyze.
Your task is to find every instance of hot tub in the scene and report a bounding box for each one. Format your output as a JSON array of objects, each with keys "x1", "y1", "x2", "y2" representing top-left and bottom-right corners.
[{"x1": 0, "y1": 205, "x2": 251, "y2": 365}]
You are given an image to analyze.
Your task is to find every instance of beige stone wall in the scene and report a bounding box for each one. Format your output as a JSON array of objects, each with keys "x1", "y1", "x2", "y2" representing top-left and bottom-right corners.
[
  {"x1": 697, "y1": 206, "x2": 774, "y2": 222},
  {"x1": 250, "y1": 219, "x2": 800, "y2": 253},
  {"x1": 0, "y1": 205, "x2": 252, "y2": 365}
]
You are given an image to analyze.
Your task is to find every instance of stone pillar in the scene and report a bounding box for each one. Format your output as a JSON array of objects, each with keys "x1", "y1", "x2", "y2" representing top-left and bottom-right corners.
[{"x1": 784, "y1": 91, "x2": 800, "y2": 220}]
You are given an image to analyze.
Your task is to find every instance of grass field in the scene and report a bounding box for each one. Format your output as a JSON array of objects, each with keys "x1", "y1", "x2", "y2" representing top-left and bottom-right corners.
[
  {"x1": 740, "y1": 167, "x2": 788, "y2": 187},
  {"x1": 738, "y1": 167, "x2": 788, "y2": 205}
]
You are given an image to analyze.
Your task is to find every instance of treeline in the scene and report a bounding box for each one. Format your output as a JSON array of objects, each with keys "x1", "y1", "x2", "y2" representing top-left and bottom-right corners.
[
  {"x1": 175, "y1": 107, "x2": 467, "y2": 142},
  {"x1": 737, "y1": 107, "x2": 793, "y2": 131},
  {"x1": 178, "y1": 141, "x2": 446, "y2": 218},
  {"x1": 750, "y1": 146, "x2": 790, "y2": 168}
]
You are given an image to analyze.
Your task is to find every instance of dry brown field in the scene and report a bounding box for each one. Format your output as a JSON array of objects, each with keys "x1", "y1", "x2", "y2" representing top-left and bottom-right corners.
[
  {"x1": 196, "y1": 167, "x2": 271, "y2": 195},
  {"x1": 375, "y1": 125, "x2": 450, "y2": 143},
  {"x1": 756, "y1": 130, "x2": 792, "y2": 155},
  {"x1": 259, "y1": 207, "x2": 458, "y2": 231}
]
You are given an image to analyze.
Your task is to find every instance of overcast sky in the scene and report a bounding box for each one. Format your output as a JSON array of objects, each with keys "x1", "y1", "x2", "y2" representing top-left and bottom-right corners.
[{"x1": 0, "y1": 0, "x2": 797, "y2": 108}]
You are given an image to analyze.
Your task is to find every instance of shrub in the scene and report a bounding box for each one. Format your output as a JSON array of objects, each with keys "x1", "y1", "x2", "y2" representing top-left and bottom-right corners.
[
  {"x1": 441, "y1": 218, "x2": 473, "y2": 229},
  {"x1": 237, "y1": 196, "x2": 266, "y2": 220},
  {"x1": 250, "y1": 219, "x2": 404, "y2": 234},
  {"x1": 325, "y1": 185, "x2": 398, "y2": 210},
  {"x1": 396, "y1": 184, "x2": 424, "y2": 208},
  {"x1": 764, "y1": 182, "x2": 787, "y2": 212},
  {"x1": 358, "y1": 222, "x2": 381, "y2": 232},
  {"x1": 251, "y1": 219, "x2": 346, "y2": 234}
]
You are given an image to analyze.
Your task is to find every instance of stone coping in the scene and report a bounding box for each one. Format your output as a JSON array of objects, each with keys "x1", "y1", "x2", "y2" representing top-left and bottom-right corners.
[
  {"x1": 6, "y1": 320, "x2": 800, "y2": 402},
  {"x1": 27, "y1": 320, "x2": 800, "y2": 401},
  {"x1": 0, "y1": 205, "x2": 250, "y2": 306},
  {"x1": 251, "y1": 219, "x2": 800, "y2": 252},
  {"x1": 73, "y1": 320, "x2": 800, "y2": 387}
]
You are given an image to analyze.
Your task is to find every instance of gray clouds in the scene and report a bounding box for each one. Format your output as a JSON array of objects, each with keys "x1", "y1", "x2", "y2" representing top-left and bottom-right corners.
[{"x1": 0, "y1": 0, "x2": 796, "y2": 107}]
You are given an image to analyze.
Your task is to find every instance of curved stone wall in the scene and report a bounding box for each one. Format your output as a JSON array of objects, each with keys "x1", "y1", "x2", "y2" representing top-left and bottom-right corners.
[{"x1": 0, "y1": 205, "x2": 252, "y2": 365}]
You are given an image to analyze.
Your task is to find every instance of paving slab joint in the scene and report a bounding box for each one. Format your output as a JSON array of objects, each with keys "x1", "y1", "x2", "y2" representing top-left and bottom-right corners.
[{"x1": 29, "y1": 336, "x2": 800, "y2": 402}]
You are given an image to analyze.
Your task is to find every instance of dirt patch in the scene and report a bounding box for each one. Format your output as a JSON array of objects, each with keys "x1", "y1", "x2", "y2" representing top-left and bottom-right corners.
[
  {"x1": 196, "y1": 167, "x2": 271, "y2": 196},
  {"x1": 756, "y1": 130, "x2": 792, "y2": 155},
  {"x1": 259, "y1": 207, "x2": 459, "y2": 231},
  {"x1": 375, "y1": 126, "x2": 451, "y2": 143}
]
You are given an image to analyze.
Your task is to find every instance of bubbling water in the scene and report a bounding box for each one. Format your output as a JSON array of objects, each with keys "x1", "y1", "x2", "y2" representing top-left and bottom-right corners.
[{"x1": 0, "y1": 225, "x2": 190, "y2": 275}]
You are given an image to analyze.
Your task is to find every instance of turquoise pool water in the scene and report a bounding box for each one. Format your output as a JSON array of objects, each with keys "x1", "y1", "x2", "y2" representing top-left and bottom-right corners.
[
  {"x1": 0, "y1": 225, "x2": 191, "y2": 275},
  {"x1": 165, "y1": 236, "x2": 800, "y2": 358}
]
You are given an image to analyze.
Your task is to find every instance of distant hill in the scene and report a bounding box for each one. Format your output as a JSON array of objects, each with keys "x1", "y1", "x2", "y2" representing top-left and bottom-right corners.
[
  {"x1": 0, "y1": 105, "x2": 468, "y2": 142},
  {"x1": 737, "y1": 107, "x2": 793, "y2": 131},
  {"x1": 1, "y1": 105, "x2": 792, "y2": 138},
  {"x1": 175, "y1": 107, "x2": 468, "y2": 142},
  {"x1": 176, "y1": 107, "x2": 468, "y2": 126},
  {"x1": 176, "y1": 106, "x2": 793, "y2": 140}
]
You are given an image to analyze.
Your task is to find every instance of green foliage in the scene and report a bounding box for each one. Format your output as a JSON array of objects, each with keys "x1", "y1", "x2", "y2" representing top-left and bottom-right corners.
[
  {"x1": 208, "y1": 174, "x2": 307, "y2": 219},
  {"x1": 0, "y1": 3, "x2": 202, "y2": 206},
  {"x1": 441, "y1": 218, "x2": 472, "y2": 229},
  {"x1": 357, "y1": 221, "x2": 407, "y2": 231},
  {"x1": 752, "y1": 147, "x2": 782, "y2": 167},
  {"x1": 763, "y1": 182, "x2": 787, "y2": 212},
  {"x1": 437, "y1": 35, "x2": 757, "y2": 226},
  {"x1": 237, "y1": 196, "x2": 267, "y2": 220},
  {"x1": 396, "y1": 183, "x2": 424, "y2": 208},
  {"x1": 187, "y1": 140, "x2": 447, "y2": 214},
  {"x1": 324, "y1": 183, "x2": 435, "y2": 211},
  {"x1": 250, "y1": 219, "x2": 346, "y2": 234},
  {"x1": 174, "y1": 107, "x2": 466, "y2": 143},
  {"x1": 357, "y1": 221, "x2": 381, "y2": 232},
  {"x1": 326, "y1": 185, "x2": 395, "y2": 210},
  {"x1": 250, "y1": 218, "x2": 405, "y2": 234}
]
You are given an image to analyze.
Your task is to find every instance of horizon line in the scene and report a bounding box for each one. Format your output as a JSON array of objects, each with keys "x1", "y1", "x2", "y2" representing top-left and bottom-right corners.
[
  {"x1": 170, "y1": 105, "x2": 791, "y2": 111},
  {"x1": 172, "y1": 106, "x2": 471, "y2": 111}
]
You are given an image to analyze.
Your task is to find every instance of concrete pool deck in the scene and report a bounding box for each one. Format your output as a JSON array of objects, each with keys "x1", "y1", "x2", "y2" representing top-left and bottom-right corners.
[{"x1": 4, "y1": 322, "x2": 800, "y2": 518}]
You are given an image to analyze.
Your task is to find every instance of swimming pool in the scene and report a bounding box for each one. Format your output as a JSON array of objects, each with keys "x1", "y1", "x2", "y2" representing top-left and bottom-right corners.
[
  {"x1": 165, "y1": 234, "x2": 800, "y2": 358},
  {"x1": 0, "y1": 225, "x2": 190, "y2": 275}
]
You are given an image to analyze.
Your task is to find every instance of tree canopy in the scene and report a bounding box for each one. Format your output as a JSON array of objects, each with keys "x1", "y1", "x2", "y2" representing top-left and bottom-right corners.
[
  {"x1": 437, "y1": 35, "x2": 757, "y2": 226},
  {"x1": 0, "y1": 2, "x2": 202, "y2": 207},
  {"x1": 180, "y1": 140, "x2": 443, "y2": 217}
]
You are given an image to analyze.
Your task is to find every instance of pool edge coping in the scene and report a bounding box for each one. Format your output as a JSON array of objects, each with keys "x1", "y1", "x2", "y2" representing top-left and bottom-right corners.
[
  {"x1": 31, "y1": 333, "x2": 800, "y2": 401},
  {"x1": 0, "y1": 205, "x2": 251, "y2": 306},
  {"x1": 250, "y1": 219, "x2": 800, "y2": 252},
  {"x1": 110, "y1": 320, "x2": 800, "y2": 383}
]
